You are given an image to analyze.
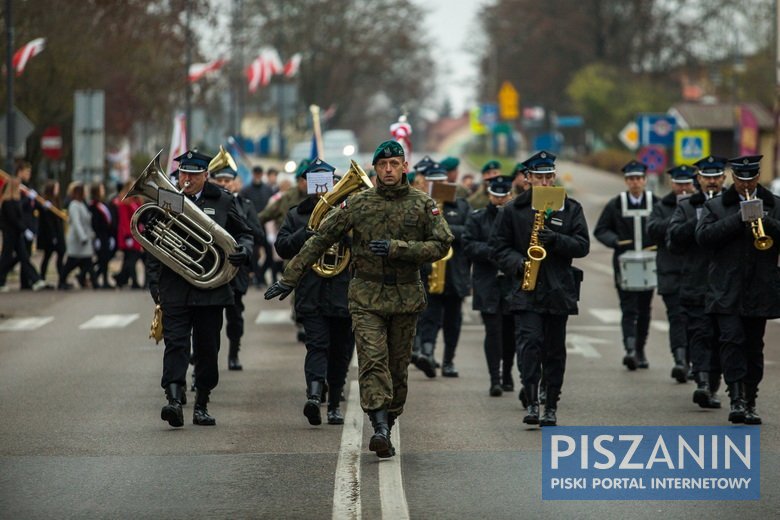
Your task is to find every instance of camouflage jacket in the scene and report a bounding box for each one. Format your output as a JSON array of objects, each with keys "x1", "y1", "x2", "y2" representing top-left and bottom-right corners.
[
  {"x1": 467, "y1": 185, "x2": 489, "y2": 210},
  {"x1": 258, "y1": 188, "x2": 307, "y2": 227},
  {"x1": 281, "y1": 180, "x2": 454, "y2": 314}
]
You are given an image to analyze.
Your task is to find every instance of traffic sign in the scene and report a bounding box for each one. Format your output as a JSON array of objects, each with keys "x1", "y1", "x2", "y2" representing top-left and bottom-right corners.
[
  {"x1": 497, "y1": 81, "x2": 519, "y2": 120},
  {"x1": 479, "y1": 103, "x2": 499, "y2": 128},
  {"x1": 637, "y1": 114, "x2": 676, "y2": 147},
  {"x1": 523, "y1": 106, "x2": 545, "y2": 121},
  {"x1": 41, "y1": 126, "x2": 63, "y2": 160},
  {"x1": 674, "y1": 129, "x2": 710, "y2": 165},
  {"x1": 469, "y1": 107, "x2": 488, "y2": 135},
  {"x1": 637, "y1": 145, "x2": 667, "y2": 173},
  {"x1": 618, "y1": 121, "x2": 639, "y2": 151}
]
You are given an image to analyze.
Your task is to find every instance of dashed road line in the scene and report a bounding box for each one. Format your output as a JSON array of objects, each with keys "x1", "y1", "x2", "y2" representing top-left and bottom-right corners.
[
  {"x1": 79, "y1": 314, "x2": 139, "y2": 329},
  {"x1": 255, "y1": 310, "x2": 293, "y2": 324},
  {"x1": 0, "y1": 316, "x2": 54, "y2": 331}
]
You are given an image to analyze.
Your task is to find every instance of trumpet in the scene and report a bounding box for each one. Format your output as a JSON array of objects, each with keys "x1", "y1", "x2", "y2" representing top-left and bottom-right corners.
[{"x1": 745, "y1": 189, "x2": 774, "y2": 251}]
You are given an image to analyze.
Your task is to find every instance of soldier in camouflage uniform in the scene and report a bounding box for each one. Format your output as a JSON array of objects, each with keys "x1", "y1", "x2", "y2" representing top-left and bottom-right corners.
[
  {"x1": 265, "y1": 140, "x2": 453, "y2": 458},
  {"x1": 258, "y1": 159, "x2": 311, "y2": 229},
  {"x1": 468, "y1": 160, "x2": 503, "y2": 210}
]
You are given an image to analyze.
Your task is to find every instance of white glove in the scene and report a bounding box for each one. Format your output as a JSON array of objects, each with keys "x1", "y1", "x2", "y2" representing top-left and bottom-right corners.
[
  {"x1": 26, "y1": 189, "x2": 37, "y2": 199},
  {"x1": 125, "y1": 237, "x2": 134, "y2": 248},
  {"x1": 109, "y1": 237, "x2": 116, "y2": 250},
  {"x1": 43, "y1": 200, "x2": 53, "y2": 209},
  {"x1": 24, "y1": 229, "x2": 34, "y2": 241},
  {"x1": 94, "y1": 238, "x2": 102, "y2": 250}
]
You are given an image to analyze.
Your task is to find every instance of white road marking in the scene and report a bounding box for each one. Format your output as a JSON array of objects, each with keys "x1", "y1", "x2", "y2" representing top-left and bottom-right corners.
[
  {"x1": 589, "y1": 308, "x2": 622, "y2": 323},
  {"x1": 651, "y1": 320, "x2": 670, "y2": 332},
  {"x1": 79, "y1": 314, "x2": 139, "y2": 330},
  {"x1": 566, "y1": 334, "x2": 607, "y2": 358},
  {"x1": 379, "y1": 420, "x2": 409, "y2": 520},
  {"x1": 254, "y1": 310, "x2": 293, "y2": 324},
  {"x1": 332, "y1": 379, "x2": 363, "y2": 520},
  {"x1": 0, "y1": 316, "x2": 54, "y2": 331}
]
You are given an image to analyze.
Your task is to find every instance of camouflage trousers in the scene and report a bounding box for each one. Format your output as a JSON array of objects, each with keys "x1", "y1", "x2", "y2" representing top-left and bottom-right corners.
[{"x1": 351, "y1": 309, "x2": 418, "y2": 415}]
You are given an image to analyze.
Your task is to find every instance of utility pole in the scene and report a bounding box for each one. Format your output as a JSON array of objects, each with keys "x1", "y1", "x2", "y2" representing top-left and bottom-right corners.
[{"x1": 5, "y1": 0, "x2": 15, "y2": 172}]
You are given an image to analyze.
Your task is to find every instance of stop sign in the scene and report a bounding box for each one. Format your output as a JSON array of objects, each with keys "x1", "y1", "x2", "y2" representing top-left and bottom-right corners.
[{"x1": 41, "y1": 125, "x2": 62, "y2": 160}]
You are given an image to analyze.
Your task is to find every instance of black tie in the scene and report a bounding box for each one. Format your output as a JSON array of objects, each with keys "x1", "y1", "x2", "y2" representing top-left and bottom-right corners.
[{"x1": 188, "y1": 194, "x2": 198, "y2": 202}]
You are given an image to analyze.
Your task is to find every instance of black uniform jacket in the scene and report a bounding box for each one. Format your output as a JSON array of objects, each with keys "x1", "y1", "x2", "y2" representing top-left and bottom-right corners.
[
  {"x1": 423, "y1": 198, "x2": 471, "y2": 298},
  {"x1": 231, "y1": 195, "x2": 265, "y2": 295},
  {"x1": 647, "y1": 191, "x2": 685, "y2": 295},
  {"x1": 275, "y1": 196, "x2": 350, "y2": 318},
  {"x1": 37, "y1": 206, "x2": 65, "y2": 251},
  {"x1": 89, "y1": 201, "x2": 117, "y2": 255},
  {"x1": 147, "y1": 182, "x2": 254, "y2": 307},
  {"x1": 463, "y1": 204, "x2": 509, "y2": 314},
  {"x1": 594, "y1": 191, "x2": 656, "y2": 288},
  {"x1": 490, "y1": 189, "x2": 589, "y2": 315},
  {"x1": 667, "y1": 191, "x2": 711, "y2": 307},
  {"x1": 695, "y1": 184, "x2": 780, "y2": 318}
]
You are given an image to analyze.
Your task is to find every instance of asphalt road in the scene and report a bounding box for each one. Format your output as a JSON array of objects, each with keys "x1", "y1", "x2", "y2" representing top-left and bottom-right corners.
[{"x1": 1, "y1": 160, "x2": 778, "y2": 518}]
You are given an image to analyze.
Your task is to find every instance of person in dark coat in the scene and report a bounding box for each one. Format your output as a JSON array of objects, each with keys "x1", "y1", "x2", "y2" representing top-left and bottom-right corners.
[
  {"x1": 240, "y1": 165, "x2": 274, "y2": 287},
  {"x1": 146, "y1": 150, "x2": 253, "y2": 428},
  {"x1": 415, "y1": 161, "x2": 472, "y2": 378},
  {"x1": 37, "y1": 180, "x2": 66, "y2": 283},
  {"x1": 668, "y1": 156, "x2": 728, "y2": 410},
  {"x1": 648, "y1": 165, "x2": 697, "y2": 382},
  {"x1": 594, "y1": 160, "x2": 656, "y2": 370},
  {"x1": 275, "y1": 158, "x2": 354, "y2": 426},
  {"x1": 490, "y1": 151, "x2": 589, "y2": 427},
  {"x1": 695, "y1": 154, "x2": 780, "y2": 425},
  {"x1": 89, "y1": 182, "x2": 116, "y2": 289},
  {"x1": 211, "y1": 168, "x2": 265, "y2": 371},
  {"x1": 463, "y1": 176, "x2": 515, "y2": 396},
  {"x1": 0, "y1": 177, "x2": 47, "y2": 291}
]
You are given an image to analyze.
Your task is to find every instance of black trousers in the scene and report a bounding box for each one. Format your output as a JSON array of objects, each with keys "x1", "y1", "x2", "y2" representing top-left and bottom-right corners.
[
  {"x1": 161, "y1": 305, "x2": 223, "y2": 391},
  {"x1": 39, "y1": 244, "x2": 65, "y2": 282},
  {"x1": 661, "y1": 292, "x2": 687, "y2": 354},
  {"x1": 0, "y1": 232, "x2": 40, "y2": 287},
  {"x1": 418, "y1": 292, "x2": 463, "y2": 364},
  {"x1": 225, "y1": 291, "x2": 245, "y2": 344},
  {"x1": 299, "y1": 314, "x2": 354, "y2": 392},
  {"x1": 684, "y1": 304, "x2": 721, "y2": 375},
  {"x1": 714, "y1": 314, "x2": 766, "y2": 387},
  {"x1": 92, "y1": 245, "x2": 113, "y2": 286},
  {"x1": 514, "y1": 311, "x2": 568, "y2": 390},
  {"x1": 115, "y1": 249, "x2": 143, "y2": 287},
  {"x1": 59, "y1": 256, "x2": 94, "y2": 288},
  {"x1": 617, "y1": 287, "x2": 654, "y2": 348},
  {"x1": 481, "y1": 311, "x2": 515, "y2": 383}
]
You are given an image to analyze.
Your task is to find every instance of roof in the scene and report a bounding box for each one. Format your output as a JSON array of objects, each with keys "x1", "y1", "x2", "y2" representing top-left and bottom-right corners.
[{"x1": 670, "y1": 102, "x2": 773, "y2": 131}]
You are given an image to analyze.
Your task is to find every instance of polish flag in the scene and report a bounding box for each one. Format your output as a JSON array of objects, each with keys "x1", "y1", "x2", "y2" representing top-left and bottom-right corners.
[
  {"x1": 165, "y1": 113, "x2": 188, "y2": 175},
  {"x1": 246, "y1": 48, "x2": 283, "y2": 93},
  {"x1": 188, "y1": 58, "x2": 227, "y2": 83},
  {"x1": 283, "y1": 53, "x2": 302, "y2": 78},
  {"x1": 13, "y1": 38, "x2": 46, "y2": 76},
  {"x1": 390, "y1": 115, "x2": 413, "y2": 163}
]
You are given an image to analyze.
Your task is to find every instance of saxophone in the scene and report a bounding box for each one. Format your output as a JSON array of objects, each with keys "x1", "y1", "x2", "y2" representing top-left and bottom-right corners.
[
  {"x1": 521, "y1": 208, "x2": 548, "y2": 291},
  {"x1": 428, "y1": 202, "x2": 454, "y2": 294}
]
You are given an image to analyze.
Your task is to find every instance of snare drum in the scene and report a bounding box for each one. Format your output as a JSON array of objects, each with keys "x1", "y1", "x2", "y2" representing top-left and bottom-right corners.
[{"x1": 618, "y1": 250, "x2": 657, "y2": 291}]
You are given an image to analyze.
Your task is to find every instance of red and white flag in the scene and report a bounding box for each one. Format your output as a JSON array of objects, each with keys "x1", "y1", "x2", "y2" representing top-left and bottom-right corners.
[
  {"x1": 283, "y1": 53, "x2": 302, "y2": 78},
  {"x1": 188, "y1": 58, "x2": 227, "y2": 83},
  {"x1": 246, "y1": 48, "x2": 283, "y2": 93},
  {"x1": 13, "y1": 38, "x2": 46, "y2": 76},
  {"x1": 390, "y1": 115, "x2": 413, "y2": 163},
  {"x1": 165, "y1": 113, "x2": 188, "y2": 175}
]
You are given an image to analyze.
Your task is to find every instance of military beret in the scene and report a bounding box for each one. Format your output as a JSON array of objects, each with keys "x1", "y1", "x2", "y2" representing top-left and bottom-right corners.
[
  {"x1": 372, "y1": 140, "x2": 405, "y2": 165},
  {"x1": 482, "y1": 160, "x2": 502, "y2": 173},
  {"x1": 666, "y1": 165, "x2": 696, "y2": 183},
  {"x1": 440, "y1": 157, "x2": 460, "y2": 171},
  {"x1": 295, "y1": 159, "x2": 312, "y2": 178},
  {"x1": 523, "y1": 151, "x2": 556, "y2": 174},
  {"x1": 175, "y1": 150, "x2": 212, "y2": 173},
  {"x1": 621, "y1": 160, "x2": 648, "y2": 177},
  {"x1": 728, "y1": 154, "x2": 763, "y2": 180},
  {"x1": 693, "y1": 155, "x2": 727, "y2": 176}
]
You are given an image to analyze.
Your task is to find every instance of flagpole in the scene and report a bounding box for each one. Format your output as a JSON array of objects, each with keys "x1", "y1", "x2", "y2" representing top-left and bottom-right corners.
[
  {"x1": 5, "y1": 0, "x2": 15, "y2": 172},
  {"x1": 184, "y1": 0, "x2": 192, "y2": 142}
]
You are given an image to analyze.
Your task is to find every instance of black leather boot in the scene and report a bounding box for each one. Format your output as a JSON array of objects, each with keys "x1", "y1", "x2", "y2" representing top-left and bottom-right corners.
[
  {"x1": 692, "y1": 372, "x2": 711, "y2": 408},
  {"x1": 414, "y1": 342, "x2": 437, "y2": 378},
  {"x1": 671, "y1": 348, "x2": 688, "y2": 383},
  {"x1": 522, "y1": 384, "x2": 540, "y2": 425},
  {"x1": 501, "y1": 372, "x2": 514, "y2": 392},
  {"x1": 442, "y1": 362, "x2": 459, "y2": 377},
  {"x1": 368, "y1": 409, "x2": 394, "y2": 458},
  {"x1": 490, "y1": 376, "x2": 503, "y2": 397},
  {"x1": 744, "y1": 385, "x2": 762, "y2": 425},
  {"x1": 327, "y1": 385, "x2": 344, "y2": 425},
  {"x1": 622, "y1": 337, "x2": 638, "y2": 371},
  {"x1": 540, "y1": 386, "x2": 560, "y2": 427},
  {"x1": 635, "y1": 339, "x2": 649, "y2": 369},
  {"x1": 228, "y1": 341, "x2": 242, "y2": 371},
  {"x1": 161, "y1": 384, "x2": 184, "y2": 427},
  {"x1": 304, "y1": 381, "x2": 323, "y2": 425},
  {"x1": 727, "y1": 381, "x2": 746, "y2": 424},
  {"x1": 192, "y1": 388, "x2": 216, "y2": 426},
  {"x1": 707, "y1": 374, "x2": 722, "y2": 409}
]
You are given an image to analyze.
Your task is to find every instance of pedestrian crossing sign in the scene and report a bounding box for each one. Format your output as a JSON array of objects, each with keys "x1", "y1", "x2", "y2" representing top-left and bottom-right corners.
[{"x1": 673, "y1": 129, "x2": 710, "y2": 165}]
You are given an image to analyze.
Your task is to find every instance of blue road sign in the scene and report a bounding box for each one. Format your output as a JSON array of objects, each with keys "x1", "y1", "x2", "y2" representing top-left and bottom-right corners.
[
  {"x1": 637, "y1": 114, "x2": 676, "y2": 147},
  {"x1": 480, "y1": 103, "x2": 499, "y2": 129}
]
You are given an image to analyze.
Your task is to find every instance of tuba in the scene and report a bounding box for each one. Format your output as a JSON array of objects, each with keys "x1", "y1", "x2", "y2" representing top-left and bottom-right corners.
[
  {"x1": 123, "y1": 150, "x2": 239, "y2": 289},
  {"x1": 308, "y1": 159, "x2": 373, "y2": 277}
]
